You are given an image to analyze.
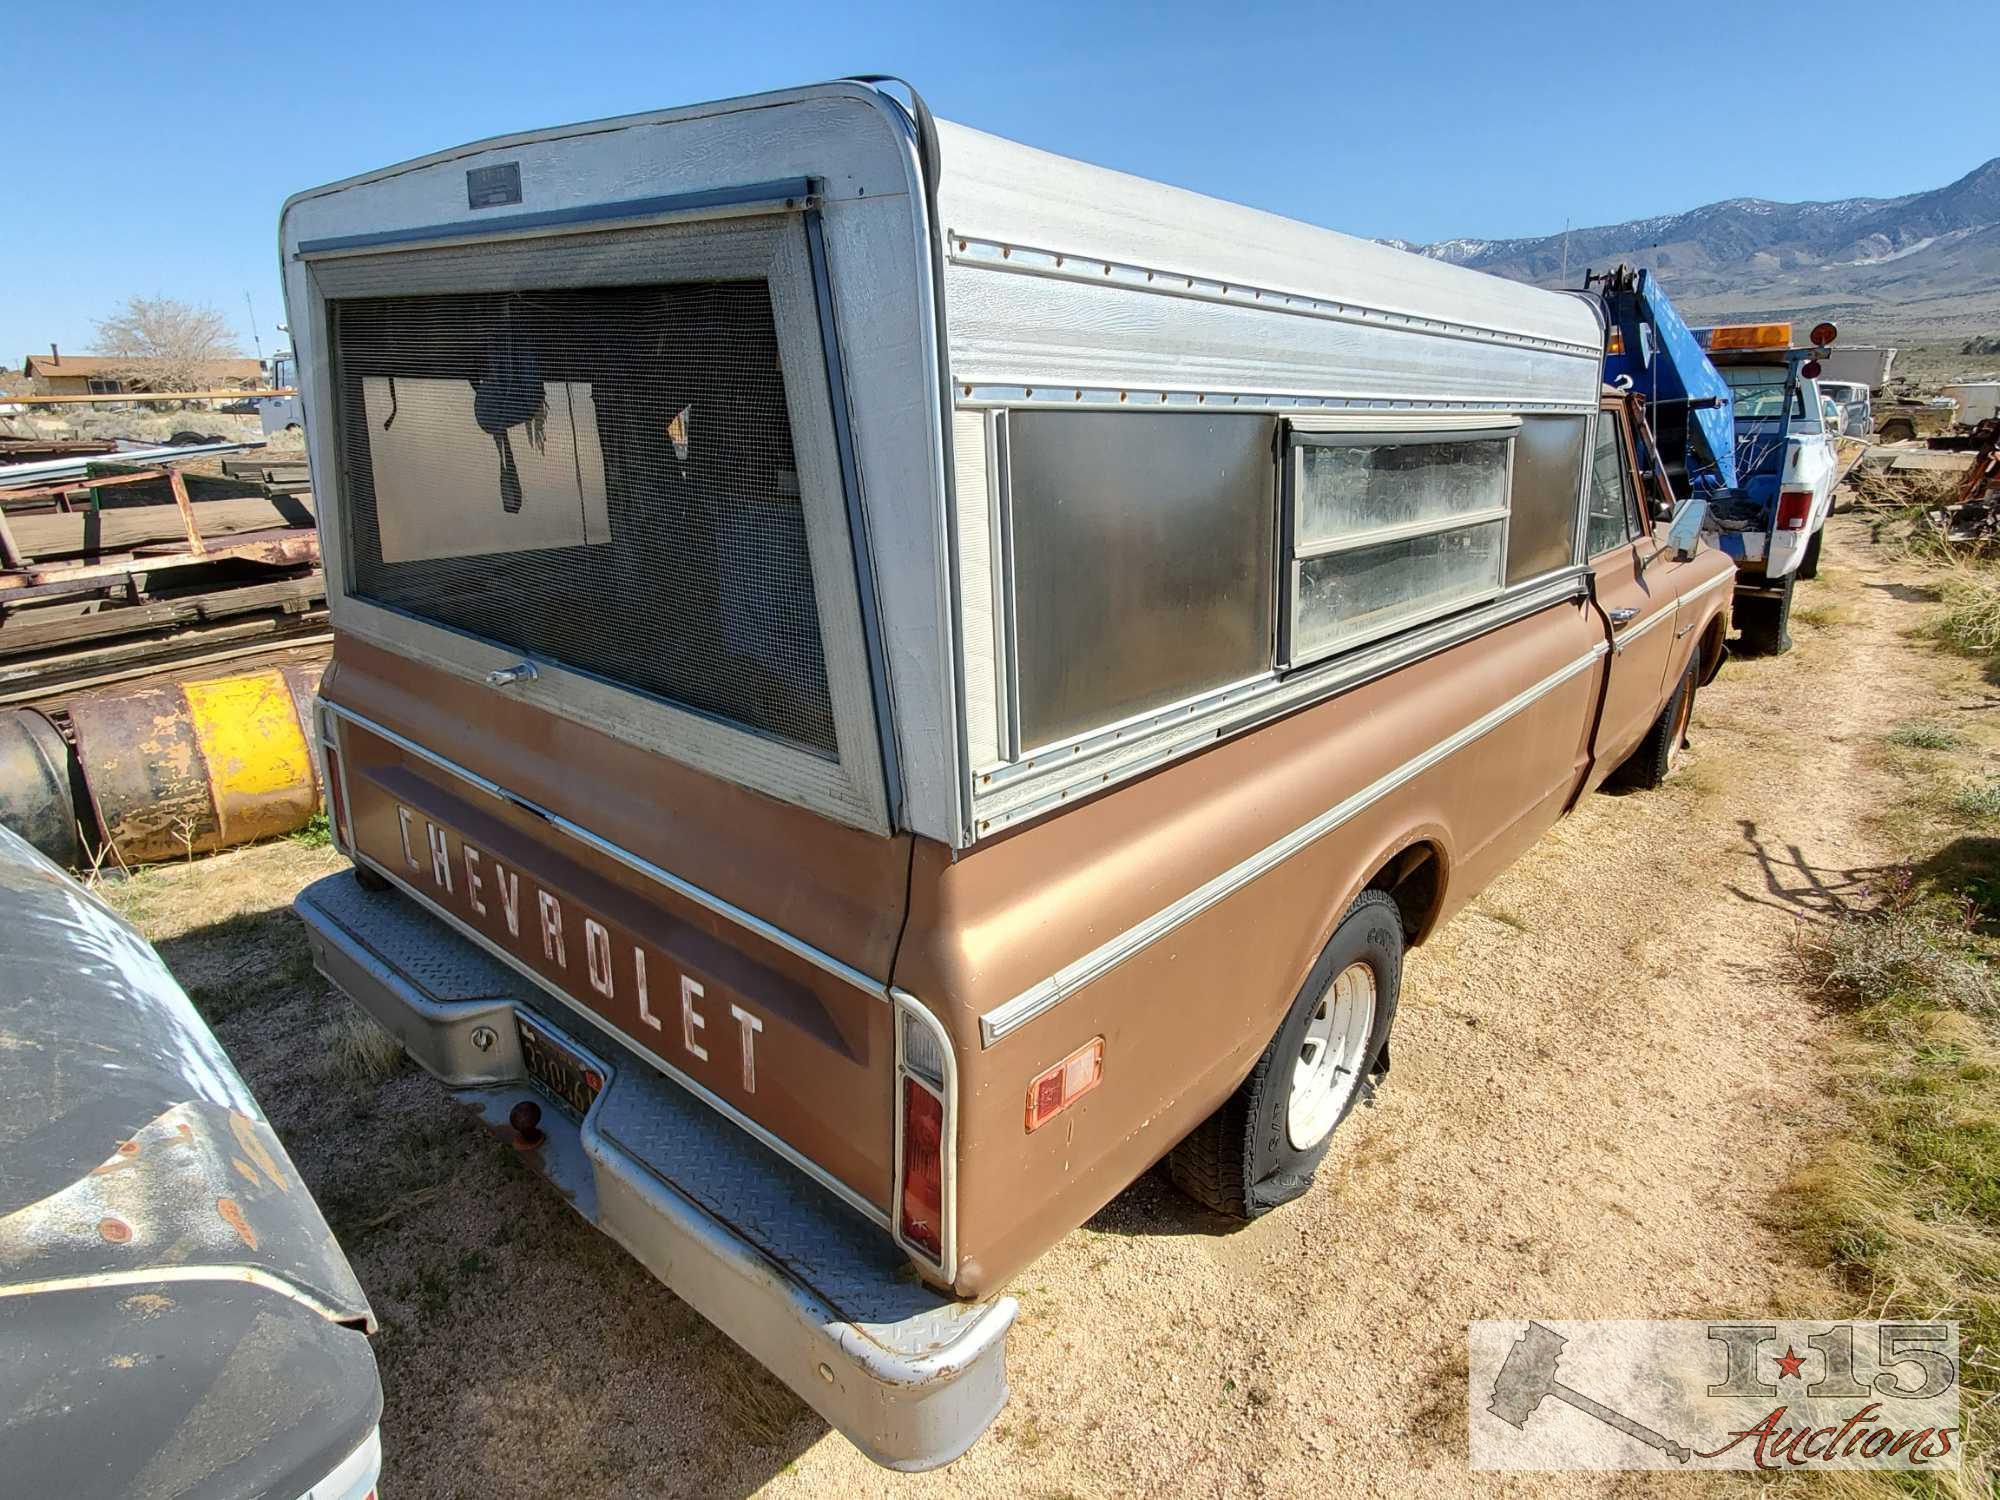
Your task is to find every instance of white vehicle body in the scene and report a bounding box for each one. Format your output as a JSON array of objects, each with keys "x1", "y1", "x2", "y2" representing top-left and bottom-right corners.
[
  {"x1": 1818, "y1": 378, "x2": 1872, "y2": 438},
  {"x1": 1946, "y1": 382, "x2": 2000, "y2": 426},
  {"x1": 1718, "y1": 363, "x2": 1835, "y2": 582},
  {"x1": 259, "y1": 350, "x2": 303, "y2": 435},
  {"x1": 1814, "y1": 344, "x2": 1895, "y2": 389}
]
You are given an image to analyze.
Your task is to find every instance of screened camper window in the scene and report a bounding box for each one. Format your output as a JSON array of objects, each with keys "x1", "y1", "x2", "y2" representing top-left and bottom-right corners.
[
  {"x1": 1007, "y1": 411, "x2": 1276, "y2": 750},
  {"x1": 1282, "y1": 423, "x2": 1515, "y2": 665},
  {"x1": 331, "y1": 282, "x2": 837, "y2": 757}
]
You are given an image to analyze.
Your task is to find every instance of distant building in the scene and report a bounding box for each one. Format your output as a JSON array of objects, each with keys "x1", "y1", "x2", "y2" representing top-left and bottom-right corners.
[{"x1": 20, "y1": 349, "x2": 264, "y2": 396}]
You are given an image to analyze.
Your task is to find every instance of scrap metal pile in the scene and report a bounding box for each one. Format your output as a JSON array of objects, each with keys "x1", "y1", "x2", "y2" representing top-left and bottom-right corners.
[
  {"x1": 0, "y1": 441, "x2": 329, "y2": 868},
  {"x1": 1872, "y1": 418, "x2": 2000, "y2": 548}
]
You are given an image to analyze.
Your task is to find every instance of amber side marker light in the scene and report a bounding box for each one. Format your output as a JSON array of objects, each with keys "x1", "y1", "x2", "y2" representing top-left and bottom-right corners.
[{"x1": 1025, "y1": 1037, "x2": 1104, "y2": 1132}]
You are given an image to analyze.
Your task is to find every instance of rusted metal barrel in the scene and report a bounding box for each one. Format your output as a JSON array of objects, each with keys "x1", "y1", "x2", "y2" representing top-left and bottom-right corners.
[
  {"x1": 68, "y1": 662, "x2": 323, "y2": 864},
  {"x1": 0, "y1": 708, "x2": 87, "y2": 867}
]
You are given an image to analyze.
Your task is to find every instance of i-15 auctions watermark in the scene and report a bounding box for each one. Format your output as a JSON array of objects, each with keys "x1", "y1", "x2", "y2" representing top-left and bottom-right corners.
[{"x1": 1468, "y1": 1319, "x2": 1960, "y2": 1471}]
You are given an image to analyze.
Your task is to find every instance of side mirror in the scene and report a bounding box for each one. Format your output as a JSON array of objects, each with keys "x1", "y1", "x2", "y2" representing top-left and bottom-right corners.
[{"x1": 1666, "y1": 498, "x2": 1710, "y2": 560}]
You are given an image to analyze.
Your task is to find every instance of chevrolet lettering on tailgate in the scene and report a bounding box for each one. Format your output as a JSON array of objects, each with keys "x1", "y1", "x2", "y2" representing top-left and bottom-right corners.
[
  {"x1": 391, "y1": 802, "x2": 767, "y2": 1091},
  {"x1": 364, "y1": 776, "x2": 792, "y2": 1096}
]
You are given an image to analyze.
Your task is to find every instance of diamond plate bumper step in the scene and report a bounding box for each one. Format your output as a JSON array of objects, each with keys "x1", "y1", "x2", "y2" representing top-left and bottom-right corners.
[{"x1": 294, "y1": 871, "x2": 1015, "y2": 1471}]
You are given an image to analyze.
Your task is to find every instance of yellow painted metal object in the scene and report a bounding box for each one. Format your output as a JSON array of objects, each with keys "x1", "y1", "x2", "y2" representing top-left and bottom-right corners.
[{"x1": 68, "y1": 662, "x2": 323, "y2": 863}]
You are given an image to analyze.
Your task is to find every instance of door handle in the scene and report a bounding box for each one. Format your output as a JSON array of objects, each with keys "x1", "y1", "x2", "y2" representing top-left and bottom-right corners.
[{"x1": 1608, "y1": 608, "x2": 1639, "y2": 626}]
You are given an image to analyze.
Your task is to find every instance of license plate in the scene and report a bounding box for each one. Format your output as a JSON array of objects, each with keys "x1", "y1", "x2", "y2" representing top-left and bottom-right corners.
[{"x1": 517, "y1": 1016, "x2": 604, "y2": 1119}]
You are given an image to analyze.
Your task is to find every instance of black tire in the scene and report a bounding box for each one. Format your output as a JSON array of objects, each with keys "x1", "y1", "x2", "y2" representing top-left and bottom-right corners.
[
  {"x1": 1167, "y1": 889, "x2": 1401, "y2": 1220},
  {"x1": 353, "y1": 863, "x2": 391, "y2": 892},
  {"x1": 1798, "y1": 527, "x2": 1824, "y2": 581},
  {"x1": 1736, "y1": 573, "x2": 1795, "y2": 656},
  {"x1": 1610, "y1": 654, "x2": 1697, "y2": 790}
]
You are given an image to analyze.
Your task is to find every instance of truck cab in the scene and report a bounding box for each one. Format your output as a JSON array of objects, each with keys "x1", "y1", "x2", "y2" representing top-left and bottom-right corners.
[
  {"x1": 258, "y1": 350, "x2": 301, "y2": 436},
  {"x1": 1697, "y1": 323, "x2": 1842, "y2": 654},
  {"x1": 1818, "y1": 378, "x2": 1872, "y2": 438}
]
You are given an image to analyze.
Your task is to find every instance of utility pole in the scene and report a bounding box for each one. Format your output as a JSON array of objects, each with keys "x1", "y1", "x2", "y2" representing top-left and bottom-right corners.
[{"x1": 243, "y1": 290, "x2": 266, "y2": 369}]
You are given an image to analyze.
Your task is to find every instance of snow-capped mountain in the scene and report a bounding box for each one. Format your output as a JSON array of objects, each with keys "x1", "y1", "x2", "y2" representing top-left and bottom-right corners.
[{"x1": 1384, "y1": 157, "x2": 2000, "y2": 336}]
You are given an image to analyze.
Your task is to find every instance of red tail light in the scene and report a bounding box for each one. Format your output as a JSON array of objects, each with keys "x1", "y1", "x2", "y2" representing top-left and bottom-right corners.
[
  {"x1": 1775, "y1": 491, "x2": 1813, "y2": 531},
  {"x1": 900, "y1": 1078, "x2": 943, "y2": 1259}
]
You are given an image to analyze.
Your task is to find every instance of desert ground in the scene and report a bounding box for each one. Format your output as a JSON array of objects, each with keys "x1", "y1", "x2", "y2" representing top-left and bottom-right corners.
[{"x1": 100, "y1": 509, "x2": 1984, "y2": 1497}]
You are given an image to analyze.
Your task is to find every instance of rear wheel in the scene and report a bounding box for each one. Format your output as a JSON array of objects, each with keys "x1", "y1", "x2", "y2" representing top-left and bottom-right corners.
[
  {"x1": 1167, "y1": 890, "x2": 1401, "y2": 1219},
  {"x1": 1610, "y1": 654, "x2": 1697, "y2": 790},
  {"x1": 1736, "y1": 573, "x2": 1795, "y2": 656},
  {"x1": 1798, "y1": 527, "x2": 1824, "y2": 581}
]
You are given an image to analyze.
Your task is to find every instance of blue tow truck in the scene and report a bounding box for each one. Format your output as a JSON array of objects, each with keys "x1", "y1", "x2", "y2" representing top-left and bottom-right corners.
[{"x1": 1581, "y1": 265, "x2": 1838, "y2": 655}]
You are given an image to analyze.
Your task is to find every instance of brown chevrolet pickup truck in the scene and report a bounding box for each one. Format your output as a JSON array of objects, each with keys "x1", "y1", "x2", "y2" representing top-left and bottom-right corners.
[{"x1": 285, "y1": 80, "x2": 1735, "y2": 1469}]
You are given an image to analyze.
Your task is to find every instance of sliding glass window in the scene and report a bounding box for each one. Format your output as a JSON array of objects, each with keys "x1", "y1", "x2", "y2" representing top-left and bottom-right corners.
[{"x1": 1281, "y1": 421, "x2": 1517, "y2": 666}]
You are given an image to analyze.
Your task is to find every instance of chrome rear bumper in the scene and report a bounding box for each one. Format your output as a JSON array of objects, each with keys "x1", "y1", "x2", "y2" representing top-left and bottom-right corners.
[{"x1": 294, "y1": 870, "x2": 1014, "y2": 1472}]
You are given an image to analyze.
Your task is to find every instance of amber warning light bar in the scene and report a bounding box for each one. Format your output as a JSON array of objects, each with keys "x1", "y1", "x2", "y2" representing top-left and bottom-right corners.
[{"x1": 1697, "y1": 323, "x2": 1792, "y2": 351}]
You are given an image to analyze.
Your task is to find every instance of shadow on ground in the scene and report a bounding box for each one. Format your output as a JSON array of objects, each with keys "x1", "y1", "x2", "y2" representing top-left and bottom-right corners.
[
  {"x1": 1726, "y1": 817, "x2": 1901, "y2": 922},
  {"x1": 147, "y1": 899, "x2": 830, "y2": 1500}
]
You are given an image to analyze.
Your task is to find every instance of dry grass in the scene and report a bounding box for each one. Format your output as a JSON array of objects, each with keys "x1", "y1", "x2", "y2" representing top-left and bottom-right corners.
[
  {"x1": 1849, "y1": 467, "x2": 1965, "y2": 517},
  {"x1": 314, "y1": 1001, "x2": 405, "y2": 1087},
  {"x1": 1794, "y1": 598, "x2": 1859, "y2": 631},
  {"x1": 1788, "y1": 910, "x2": 2000, "y2": 1497},
  {"x1": 1932, "y1": 566, "x2": 2000, "y2": 656},
  {"x1": 1778, "y1": 541, "x2": 2000, "y2": 1493},
  {"x1": 714, "y1": 1356, "x2": 805, "y2": 1448}
]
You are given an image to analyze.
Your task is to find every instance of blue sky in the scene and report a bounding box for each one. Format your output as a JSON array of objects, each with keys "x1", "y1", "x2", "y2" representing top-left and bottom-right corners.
[{"x1": 4, "y1": 1, "x2": 1994, "y2": 365}]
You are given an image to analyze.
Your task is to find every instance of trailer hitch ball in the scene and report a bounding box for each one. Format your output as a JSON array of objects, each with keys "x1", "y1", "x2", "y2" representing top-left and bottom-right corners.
[{"x1": 509, "y1": 1098, "x2": 545, "y2": 1147}]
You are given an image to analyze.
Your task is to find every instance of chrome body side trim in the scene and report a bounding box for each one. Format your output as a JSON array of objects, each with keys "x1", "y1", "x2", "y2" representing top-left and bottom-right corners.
[
  {"x1": 945, "y1": 236, "x2": 1604, "y2": 359},
  {"x1": 321, "y1": 701, "x2": 889, "y2": 1000},
  {"x1": 297, "y1": 1428, "x2": 382, "y2": 1500},
  {"x1": 1613, "y1": 606, "x2": 1676, "y2": 649},
  {"x1": 1676, "y1": 566, "x2": 1735, "y2": 608},
  {"x1": 954, "y1": 385, "x2": 1593, "y2": 415},
  {"x1": 978, "y1": 643, "x2": 1609, "y2": 1046}
]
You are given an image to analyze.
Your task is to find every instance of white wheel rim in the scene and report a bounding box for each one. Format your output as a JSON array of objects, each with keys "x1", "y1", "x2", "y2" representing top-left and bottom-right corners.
[{"x1": 1286, "y1": 962, "x2": 1378, "y2": 1151}]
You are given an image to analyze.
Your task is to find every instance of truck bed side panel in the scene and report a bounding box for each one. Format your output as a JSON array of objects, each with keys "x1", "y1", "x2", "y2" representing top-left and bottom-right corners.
[{"x1": 894, "y1": 598, "x2": 1604, "y2": 1294}]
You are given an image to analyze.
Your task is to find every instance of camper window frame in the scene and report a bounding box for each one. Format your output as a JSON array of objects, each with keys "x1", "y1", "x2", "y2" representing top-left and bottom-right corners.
[
  {"x1": 296, "y1": 207, "x2": 891, "y2": 835},
  {"x1": 1278, "y1": 416, "x2": 1520, "y2": 669},
  {"x1": 958, "y1": 405, "x2": 1594, "y2": 837}
]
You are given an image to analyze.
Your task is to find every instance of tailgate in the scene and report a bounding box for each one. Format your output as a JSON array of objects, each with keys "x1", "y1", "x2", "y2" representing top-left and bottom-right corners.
[{"x1": 326, "y1": 707, "x2": 903, "y2": 1212}]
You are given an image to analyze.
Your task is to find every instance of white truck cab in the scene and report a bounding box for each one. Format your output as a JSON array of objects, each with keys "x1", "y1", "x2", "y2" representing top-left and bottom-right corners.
[{"x1": 1701, "y1": 324, "x2": 1841, "y2": 654}]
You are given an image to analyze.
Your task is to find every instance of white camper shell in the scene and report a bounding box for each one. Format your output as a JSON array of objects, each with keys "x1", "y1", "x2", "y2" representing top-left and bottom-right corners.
[{"x1": 280, "y1": 80, "x2": 1604, "y2": 858}]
